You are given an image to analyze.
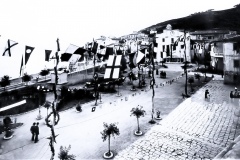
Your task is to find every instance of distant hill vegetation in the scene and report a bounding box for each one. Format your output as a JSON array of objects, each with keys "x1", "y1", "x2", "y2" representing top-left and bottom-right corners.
[{"x1": 140, "y1": 4, "x2": 240, "y2": 34}]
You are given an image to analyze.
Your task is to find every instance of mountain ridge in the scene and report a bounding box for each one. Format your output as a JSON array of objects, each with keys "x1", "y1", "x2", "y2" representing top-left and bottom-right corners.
[{"x1": 140, "y1": 4, "x2": 240, "y2": 34}]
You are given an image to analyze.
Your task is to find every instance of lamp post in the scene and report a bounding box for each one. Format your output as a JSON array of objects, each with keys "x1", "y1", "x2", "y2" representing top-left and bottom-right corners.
[
  {"x1": 93, "y1": 72, "x2": 99, "y2": 106},
  {"x1": 148, "y1": 34, "x2": 156, "y2": 124},
  {"x1": 36, "y1": 85, "x2": 44, "y2": 120}
]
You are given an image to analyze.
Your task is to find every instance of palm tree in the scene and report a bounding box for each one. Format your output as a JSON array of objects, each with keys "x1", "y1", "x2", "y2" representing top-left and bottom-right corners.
[
  {"x1": 101, "y1": 122, "x2": 120, "y2": 158},
  {"x1": 22, "y1": 73, "x2": 32, "y2": 85},
  {"x1": 130, "y1": 105, "x2": 146, "y2": 135},
  {"x1": 39, "y1": 69, "x2": 50, "y2": 80},
  {"x1": 0, "y1": 75, "x2": 10, "y2": 91}
]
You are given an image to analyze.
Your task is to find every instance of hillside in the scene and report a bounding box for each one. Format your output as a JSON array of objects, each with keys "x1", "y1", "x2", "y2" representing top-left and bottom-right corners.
[{"x1": 140, "y1": 4, "x2": 240, "y2": 34}]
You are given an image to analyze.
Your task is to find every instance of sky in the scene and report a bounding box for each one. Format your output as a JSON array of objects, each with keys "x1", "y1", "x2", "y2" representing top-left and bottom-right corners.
[{"x1": 0, "y1": 0, "x2": 239, "y2": 78}]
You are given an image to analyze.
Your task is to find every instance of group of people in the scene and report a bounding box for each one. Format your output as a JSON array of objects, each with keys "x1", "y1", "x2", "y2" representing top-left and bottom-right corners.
[{"x1": 30, "y1": 122, "x2": 39, "y2": 143}]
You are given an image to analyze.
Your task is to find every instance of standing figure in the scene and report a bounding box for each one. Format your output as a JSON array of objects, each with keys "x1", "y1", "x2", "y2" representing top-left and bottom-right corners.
[
  {"x1": 35, "y1": 122, "x2": 39, "y2": 143},
  {"x1": 30, "y1": 122, "x2": 36, "y2": 141},
  {"x1": 230, "y1": 91, "x2": 233, "y2": 98},
  {"x1": 205, "y1": 89, "x2": 209, "y2": 98}
]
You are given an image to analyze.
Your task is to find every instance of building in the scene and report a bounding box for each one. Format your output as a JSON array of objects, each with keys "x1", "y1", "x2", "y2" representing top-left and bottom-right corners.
[
  {"x1": 190, "y1": 30, "x2": 237, "y2": 69},
  {"x1": 223, "y1": 36, "x2": 240, "y2": 84},
  {"x1": 155, "y1": 24, "x2": 191, "y2": 62}
]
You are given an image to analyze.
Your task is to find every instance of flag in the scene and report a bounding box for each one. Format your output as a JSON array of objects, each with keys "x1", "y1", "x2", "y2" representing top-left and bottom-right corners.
[
  {"x1": 100, "y1": 45, "x2": 105, "y2": 49},
  {"x1": 173, "y1": 37, "x2": 180, "y2": 46},
  {"x1": 45, "y1": 50, "x2": 52, "y2": 61},
  {"x1": 128, "y1": 52, "x2": 137, "y2": 68},
  {"x1": 92, "y1": 42, "x2": 98, "y2": 54},
  {"x1": 74, "y1": 47, "x2": 88, "y2": 62},
  {"x1": 116, "y1": 49, "x2": 123, "y2": 55},
  {"x1": 61, "y1": 53, "x2": 72, "y2": 62},
  {"x1": 104, "y1": 47, "x2": 114, "y2": 61},
  {"x1": 2, "y1": 39, "x2": 18, "y2": 57},
  {"x1": 64, "y1": 44, "x2": 87, "y2": 62},
  {"x1": 25, "y1": 46, "x2": 34, "y2": 65},
  {"x1": 20, "y1": 55, "x2": 23, "y2": 75},
  {"x1": 136, "y1": 50, "x2": 145, "y2": 64},
  {"x1": 104, "y1": 55, "x2": 122, "y2": 79}
]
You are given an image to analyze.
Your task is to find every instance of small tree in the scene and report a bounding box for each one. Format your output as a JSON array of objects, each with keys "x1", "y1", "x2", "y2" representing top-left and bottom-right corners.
[
  {"x1": 101, "y1": 122, "x2": 120, "y2": 158},
  {"x1": 58, "y1": 145, "x2": 76, "y2": 160},
  {"x1": 130, "y1": 105, "x2": 146, "y2": 135},
  {"x1": 0, "y1": 75, "x2": 10, "y2": 91},
  {"x1": 39, "y1": 69, "x2": 50, "y2": 80},
  {"x1": 22, "y1": 73, "x2": 32, "y2": 85},
  {"x1": 188, "y1": 77, "x2": 195, "y2": 92}
]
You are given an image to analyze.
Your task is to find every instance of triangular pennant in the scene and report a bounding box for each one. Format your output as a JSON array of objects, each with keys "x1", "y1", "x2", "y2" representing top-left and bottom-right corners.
[
  {"x1": 2, "y1": 39, "x2": 18, "y2": 57},
  {"x1": 45, "y1": 50, "x2": 52, "y2": 61},
  {"x1": 25, "y1": 46, "x2": 35, "y2": 65}
]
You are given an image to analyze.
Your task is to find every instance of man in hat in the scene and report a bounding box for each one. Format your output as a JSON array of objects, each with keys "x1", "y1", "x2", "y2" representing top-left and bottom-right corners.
[{"x1": 30, "y1": 122, "x2": 36, "y2": 141}]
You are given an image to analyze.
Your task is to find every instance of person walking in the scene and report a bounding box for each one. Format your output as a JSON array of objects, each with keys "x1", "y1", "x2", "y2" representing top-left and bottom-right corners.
[
  {"x1": 30, "y1": 122, "x2": 36, "y2": 141},
  {"x1": 34, "y1": 122, "x2": 39, "y2": 143}
]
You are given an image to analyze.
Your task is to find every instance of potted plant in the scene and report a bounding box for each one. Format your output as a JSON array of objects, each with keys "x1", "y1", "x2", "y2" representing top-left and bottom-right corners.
[
  {"x1": 101, "y1": 122, "x2": 120, "y2": 159},
  {"x1": 130, "y1": 105, "x2": 146, "y2": 136},
  {"x1": 155, "y1": 110, "x2": 162, "y2": 120},
  {"x1": 58, "y1": 145, "x2": 76, "y2": 160},
  {"x1": 3, "y1": 117, "x2": 14, "y2": 140}
]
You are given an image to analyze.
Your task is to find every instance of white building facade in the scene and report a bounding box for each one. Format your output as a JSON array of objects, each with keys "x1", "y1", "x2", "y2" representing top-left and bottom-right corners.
[{"x1": 155, "y1": 25, "x2": 191, "y2": 62}]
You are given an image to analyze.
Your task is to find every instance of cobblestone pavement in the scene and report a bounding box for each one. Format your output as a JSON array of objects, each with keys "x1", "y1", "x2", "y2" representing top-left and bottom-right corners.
[{"x1": 115, "y1": 80, "x2": 240, "y2": 160}]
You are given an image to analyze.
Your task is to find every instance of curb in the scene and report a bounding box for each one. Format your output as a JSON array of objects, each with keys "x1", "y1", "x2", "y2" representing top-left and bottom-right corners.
[{"x1": 214, "y1": 135, "x2": 240, "y2": 159}]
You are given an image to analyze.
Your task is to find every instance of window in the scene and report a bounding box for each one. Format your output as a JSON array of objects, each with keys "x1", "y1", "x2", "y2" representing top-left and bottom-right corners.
[
  {"x1": 234, "y1": 60, "x2": 240, "y2": 68},
  {"x1": 162, "y1": 38, "x2": 165, "y2": 42}
]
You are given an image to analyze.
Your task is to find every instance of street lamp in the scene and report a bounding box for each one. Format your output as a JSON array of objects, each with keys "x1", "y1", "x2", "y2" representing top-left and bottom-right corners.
[
  {"x1": 93, "y1": 72, "x2": 99, "y2": 106},
  {"x1": 36, "y1": 85, "x2": 45, "y2": 120}
]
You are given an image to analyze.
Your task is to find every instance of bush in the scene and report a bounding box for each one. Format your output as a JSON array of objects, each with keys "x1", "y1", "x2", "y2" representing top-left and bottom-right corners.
[
  {"x1": 76, "y1": 104, "x2": 82, "y2": 112},
  {"x1": 3, "y1": 117, "x2": 12, "y2": 126}
]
